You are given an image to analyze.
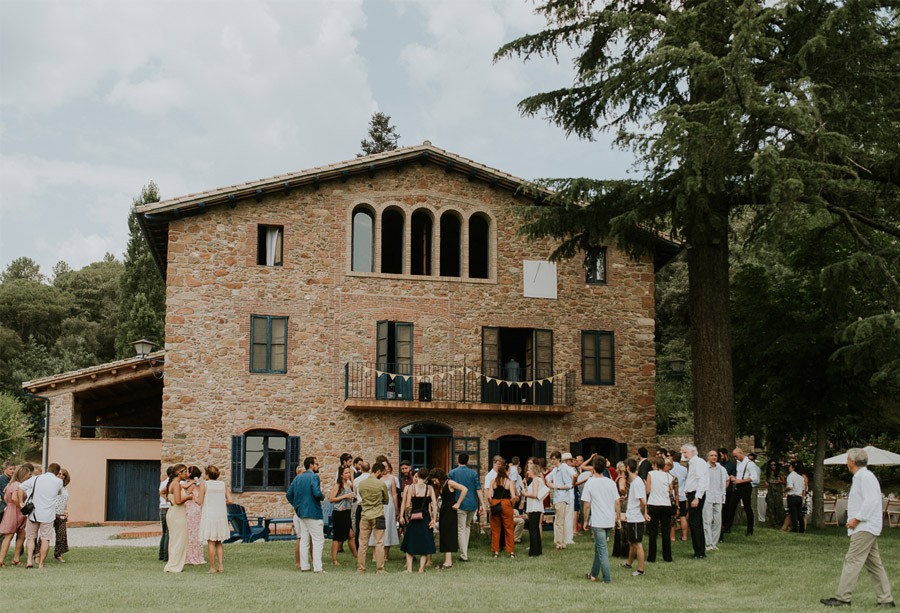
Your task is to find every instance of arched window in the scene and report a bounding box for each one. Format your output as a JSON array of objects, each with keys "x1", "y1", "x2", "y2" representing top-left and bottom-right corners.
[
  {"x1": 230, "y1": 429, "x2": 300, "y2": 492},
  {"x1": 439, "y1": 212, "x2": 461, "y2": 277},
  {"x1": 381, "y1": 208, "x2": 404, "y2": 274},
  {"x1": 399, "y1": 421, "x2": 453, "y2": 472},
  {"x1": 468, "y1": 213, "x2": 490, "y2": 279},
  {"x1": 410, "y1": 209, "x2": 433, "y2": 276},
  {"x1": 351, "y1": 207, "x2": 374, "y2": 272}
]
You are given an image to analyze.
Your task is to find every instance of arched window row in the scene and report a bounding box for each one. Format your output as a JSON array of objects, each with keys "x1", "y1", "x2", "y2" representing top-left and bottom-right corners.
[{"x1": 350, "y1": 204, "x2": 492, "y2": 280}]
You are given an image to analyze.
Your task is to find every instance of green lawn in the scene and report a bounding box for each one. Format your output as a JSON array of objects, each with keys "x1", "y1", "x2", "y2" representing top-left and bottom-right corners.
[{"x1": 6, "y1": 526, "x2": 898, "y2": 611}]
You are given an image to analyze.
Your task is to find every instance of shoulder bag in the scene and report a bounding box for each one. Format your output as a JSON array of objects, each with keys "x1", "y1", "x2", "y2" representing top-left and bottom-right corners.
[
  {"x1": 409, "y1": 485, "x2": 426, "y2": 521},
  {"x1": 21, "y1": 478, "x2": 38, "y2": 516}
]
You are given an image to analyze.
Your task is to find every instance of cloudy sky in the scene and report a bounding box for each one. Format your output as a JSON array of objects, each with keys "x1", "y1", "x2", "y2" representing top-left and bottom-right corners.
[{"x1": 0, "y1": 0, "x2": 634, "y2": 276}]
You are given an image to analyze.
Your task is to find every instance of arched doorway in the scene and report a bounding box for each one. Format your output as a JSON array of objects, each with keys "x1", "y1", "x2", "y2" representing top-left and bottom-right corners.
[
  {"x1": 489, "y1": 435, "x2": 547, "y2": 464},
  {"x1": 399, "y1": 421, "x2": 452, "y2": 473},
  {"x1": 571, "y1": 437, "x2": 628, "y2": 464}
]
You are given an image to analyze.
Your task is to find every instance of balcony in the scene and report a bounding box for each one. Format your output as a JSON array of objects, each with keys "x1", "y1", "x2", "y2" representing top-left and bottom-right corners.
[{"x1": 343, "y1": 362, "x2": 575, "y2": 414}]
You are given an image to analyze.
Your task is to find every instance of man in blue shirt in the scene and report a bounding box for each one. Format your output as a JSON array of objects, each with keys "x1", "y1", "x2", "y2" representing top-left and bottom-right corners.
[
  {"x1": 448, "y1": 453, "x2": 483, "y2": 562},
  {"x1": 286, "y1": 456, "x2": 325, "y2": 573}
]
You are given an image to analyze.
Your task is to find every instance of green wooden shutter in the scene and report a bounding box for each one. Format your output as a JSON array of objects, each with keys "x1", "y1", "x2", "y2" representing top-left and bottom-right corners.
[
  {"x1": 286, "y1": 436, "x2": 301, "y2": 487},
  {"x1": 231, "y1": 435, "x2": 245, "y2": 493}
]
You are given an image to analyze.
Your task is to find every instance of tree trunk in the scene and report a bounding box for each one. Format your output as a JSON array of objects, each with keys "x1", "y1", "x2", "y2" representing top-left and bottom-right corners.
[
  {"x1": 688, "y1": 221, "x2": 735, "y2": 454},
  {"x1": 811, "y1": 417, "x2": 827, "y2": 530}
]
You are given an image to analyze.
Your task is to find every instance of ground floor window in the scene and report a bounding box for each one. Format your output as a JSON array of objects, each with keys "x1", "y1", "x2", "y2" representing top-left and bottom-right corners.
[
  {"x1": 399, "y1": 421, "x2": 452, "y2": 473},
  {"x1": 231, "y1": 430, "x2": 299, "y2": 493}
]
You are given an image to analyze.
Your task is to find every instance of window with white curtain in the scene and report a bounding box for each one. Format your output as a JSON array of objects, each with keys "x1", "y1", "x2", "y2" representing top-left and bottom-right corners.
[{"x1": 256, "y1": 225, "x2": 283, "y2": 266}]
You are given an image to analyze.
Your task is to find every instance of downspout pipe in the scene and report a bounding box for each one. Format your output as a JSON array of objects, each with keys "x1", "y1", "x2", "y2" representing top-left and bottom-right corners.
[{"x1": 22, "y1": 390, "x2": 50, "y2": 471}]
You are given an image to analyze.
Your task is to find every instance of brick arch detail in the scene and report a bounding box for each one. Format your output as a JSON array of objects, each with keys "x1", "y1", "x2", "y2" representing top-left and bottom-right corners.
[
  {"x1": 576, "y1": 429, "x2": 623, "y2": 443},
  {"x1": 487, "y1": 427, "x2": 543, "y2": 441},
  {"x1": 237, "y1": 423, "x2": 295, "y2": 437}
]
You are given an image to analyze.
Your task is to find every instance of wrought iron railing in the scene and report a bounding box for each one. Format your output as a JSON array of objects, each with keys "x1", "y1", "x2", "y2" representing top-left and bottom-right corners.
[{"x1": 344, "y1": 362, "x2": 574, "y2": 407}]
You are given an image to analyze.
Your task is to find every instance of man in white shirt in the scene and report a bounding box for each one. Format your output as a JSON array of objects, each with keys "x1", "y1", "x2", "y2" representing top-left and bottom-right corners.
[
  {"x1": 785, "y1": 461, "x2": 806, "y2": 533},
  {"x1": 702, "y1": 450, "x2": 728, "y2": 551},
  {"x1": 669, "y1": 451, "x2": 689, "y2": 542},
  {"x1": 19, "y1": 462, "x2": 64, "y2": 569},
  {"x1": 581, "y1": 456, "x2": 619, "y2": 584},
  {"x1": 564, "y1": 453, "x2": 577, "y2": 545},
  {"x1": 681, "y1": 443, "x2": 708, "y2": 559},
  {"x1": 158, "y1": 466, "x2": 173, "y2": 561},
  {"x1": 622, "y1": 458, "x2": 649, "y2": 576},
  {"x1": 821, "y1": 448, "x2": 894, "y2": 608},
  {"x1": 730, "y1": 447, "x2": 755, "y2": 536},
  {"x1": 548, "y1": 451, "x2": 575, "y2": 550}
]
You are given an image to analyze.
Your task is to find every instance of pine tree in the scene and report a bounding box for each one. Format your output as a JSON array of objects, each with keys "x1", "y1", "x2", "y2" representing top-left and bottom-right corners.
[
  {"x1": 115, "y1": 182, "x2": 166, "y2": 357},
  {"x1": 358, "y1": 112, "x2": 401, "y2": 157},
  {"x1": 497, "y1": 0, "x2": 899, "y2": 453}
]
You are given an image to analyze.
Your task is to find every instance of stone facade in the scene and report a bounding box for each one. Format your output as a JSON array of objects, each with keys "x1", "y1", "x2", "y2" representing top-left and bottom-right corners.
[{"x1": 153, "y1": 149, "x2": 659, "y2": 516}]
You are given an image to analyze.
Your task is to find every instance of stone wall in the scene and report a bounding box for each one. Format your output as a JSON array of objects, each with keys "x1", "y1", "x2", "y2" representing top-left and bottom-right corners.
[{"x1": 161, "y1": 163, "x2": 658, "y2": 516}]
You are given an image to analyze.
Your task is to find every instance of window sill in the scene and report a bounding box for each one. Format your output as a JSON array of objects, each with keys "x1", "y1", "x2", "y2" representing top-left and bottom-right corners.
[{"x1": 345, "y1": 270, "x2": 495, "y2": 284}]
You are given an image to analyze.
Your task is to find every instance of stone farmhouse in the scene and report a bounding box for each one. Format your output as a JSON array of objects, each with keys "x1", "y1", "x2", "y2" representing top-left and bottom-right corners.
[{"x1": 24, "y1": 142, "x2": 678, "y2": 520}]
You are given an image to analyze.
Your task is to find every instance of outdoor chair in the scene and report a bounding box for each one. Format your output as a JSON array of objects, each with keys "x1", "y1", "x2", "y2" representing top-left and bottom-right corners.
[
  {"x1": 887, "y1": 499, "x2": 900, "y2": 528},
  {"x1": 225, "y1": 503, "x2": 269, "y2": 544},
  {"x1": 823, "y1": 498, "x2": 838, "y2": 526}
]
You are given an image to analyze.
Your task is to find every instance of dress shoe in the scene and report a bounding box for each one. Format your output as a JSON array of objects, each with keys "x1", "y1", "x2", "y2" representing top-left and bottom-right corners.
[{"x1": 820, "y1": 598, "x2": 851, "y2": 607}]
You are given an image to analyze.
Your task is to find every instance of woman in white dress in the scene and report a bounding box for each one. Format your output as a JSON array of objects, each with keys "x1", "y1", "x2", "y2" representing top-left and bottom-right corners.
[
  {"x1": 371, "y1": 461, "x2": 400, "y2": 559},
  {"x1": 196, "y1": 465, "x2": 233, "y2": 573}
]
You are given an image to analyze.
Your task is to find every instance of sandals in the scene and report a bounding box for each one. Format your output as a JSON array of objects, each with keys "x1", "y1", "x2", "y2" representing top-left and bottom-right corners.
[
  {"x1": 492, "y1": 552, "x2": 499, "y2": 558},
  {"x1": 509, "y1": 553, "x2": 516, "y2": 559}
]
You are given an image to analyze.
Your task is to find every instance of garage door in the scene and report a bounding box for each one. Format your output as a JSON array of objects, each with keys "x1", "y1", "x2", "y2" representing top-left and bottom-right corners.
[{"x1": 106, "y1": 460, "x2": 160, "y2": 521}]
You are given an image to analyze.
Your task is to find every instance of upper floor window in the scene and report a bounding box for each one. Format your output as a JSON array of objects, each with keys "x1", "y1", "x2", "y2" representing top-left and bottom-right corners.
[
  {"x1": 411, "y1": 210, "x2": 433, "y2": 276},
  {"x1": 257, "y1": 225, "x2": 283, "y2": 266},
  {"x1": 439, "y1": 212, "x2": 461, "y2": 277},
  {"x1": 381, "y1": 208, "x2": 405, "y2": 274},
  {"x1": 468, "y1": 213, "x2": 490, "y2": 279},
  {"x1": 250, "y1": 315, "x2": 287, "y2": 373},
  {"x1": 582, "y1": 331, "x2": 614, "y2": 385},
  {"x1": 351, "y1": 207, "x2": 374, "y2": 272},
  {"x1": 231, "y1": 430, "x2": 299, "y2": 492},
  {"x1": 586, "y1": 248, "x2": 607, "y2": 284}
]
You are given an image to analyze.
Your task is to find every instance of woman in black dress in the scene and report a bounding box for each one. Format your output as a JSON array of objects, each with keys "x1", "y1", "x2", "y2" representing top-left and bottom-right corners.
[
  {"x1": 399, "y1": 468, "x2": 438, "y2": 573},
  {"x1": 429, "y1": 468, "x2": 469, "y2": 570}
]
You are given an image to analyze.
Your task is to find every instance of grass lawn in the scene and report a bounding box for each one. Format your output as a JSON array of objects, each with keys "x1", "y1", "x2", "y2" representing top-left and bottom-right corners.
[{"x1": 5, "y1": 526, "x2": 898, "y2": 611}]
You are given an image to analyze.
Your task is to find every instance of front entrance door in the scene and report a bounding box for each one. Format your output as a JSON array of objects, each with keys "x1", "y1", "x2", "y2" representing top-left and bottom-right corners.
[
  {"x1": 106, "y1": 459, "x2": 160, "y2": 521},
  {"x1": 399, "y1": 421, "x2": 452, "y2": 473}
]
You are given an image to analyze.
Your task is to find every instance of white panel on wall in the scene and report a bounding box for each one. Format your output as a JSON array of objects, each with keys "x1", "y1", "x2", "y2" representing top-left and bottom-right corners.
[{"x1": 523, "y1": 260, "x2": 557, "y2": 299}]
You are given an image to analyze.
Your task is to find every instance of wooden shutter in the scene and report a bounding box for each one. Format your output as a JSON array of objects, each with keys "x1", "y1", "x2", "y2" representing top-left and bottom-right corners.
[
  {"x1": 395, "y1": 322, "x2": 413, "y2": 375},
  {"x1": 534, "y1": 329, "x2": 553, "y2": 378},
  {"x1": 376, "y1": 321, "x2": 389, "y2": 369},
  {"x1": 231, "y1": 435, "x2": 245, "y2": 493},
  {"x1": 286, "y1": 436, "x2": 301, "y2": 487},
  {"x1": 488, "y1": 439, "x2": 500, "y2": 464},
  {"x1": 482, "y1": 327, "x2": 499, "y2": 378}
]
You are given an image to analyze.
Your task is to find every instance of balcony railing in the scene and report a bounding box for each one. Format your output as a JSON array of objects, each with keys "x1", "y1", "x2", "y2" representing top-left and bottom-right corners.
[
  {"x1": 72, "y1": 425, "x2": 162, "y2": 440},
  {"x1": 344, "y1": 362, "x2": 574, "y2": 407}
]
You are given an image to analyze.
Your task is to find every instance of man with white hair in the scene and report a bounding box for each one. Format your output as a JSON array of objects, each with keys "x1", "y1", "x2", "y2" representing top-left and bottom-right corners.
[
  {"x1": 821, "y1": 448, "x2": 894, "y2": 608},
  {"x1": 681, "y1": 444, "x2": 708, "y2": 559}
]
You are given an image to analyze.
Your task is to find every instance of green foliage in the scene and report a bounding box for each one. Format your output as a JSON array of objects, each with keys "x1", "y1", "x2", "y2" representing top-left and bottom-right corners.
[
  {"x1": 115, "y1": 182, "x2": 165, "y2": 358},
  {"x1": 0, "y1": 256, "x2": 46, "y2": 284},
  {"x1": 0, "y1": 279, "x2": 74, "y2": 346},
  {"x1": 358, "y1": 112, "x2": 401, "y2": 157},
  {"x1": 0, "y1": 392, "x2": 32, "y2": 461}
]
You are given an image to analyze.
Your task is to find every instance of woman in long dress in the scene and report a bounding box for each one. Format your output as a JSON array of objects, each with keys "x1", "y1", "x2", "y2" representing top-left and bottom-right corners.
[
  {"x1": 0, "y1": 465, "x2": 32, "y2": 566},
  {"x1": 430, "y1": 467, "x2": 468, "y2": 569},
  {"x1": 399, "y1": 468, "x2": 438, "y2": 573},
  {"x1": 371, "y1": 461, "x2": 400, "y2": 560},
  {"x1": 764, "y1": 460, "x2": 785, "y2": 528},
  {"x1": 53, "y1": 469, "x2": 71, "y2": 563},
  {"x1": 184, "y1": 466, "x2": 205, "y2": 565},
  {"x1": 164, "y1": 464, "x2": 190, "y2": 573},
  {"x1": 196, "y1": 465, "x2": 232, "y2": 573}
]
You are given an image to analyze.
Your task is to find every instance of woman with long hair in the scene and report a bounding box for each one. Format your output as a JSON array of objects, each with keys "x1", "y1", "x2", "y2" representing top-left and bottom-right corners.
[
  {"x1": 765, "y1": 460, "x2": 786, "y2": 528},
  {"x1": 164, "y1": 464, "x2": 190, "y2": 572},
  {"x1": 0, "y1": 464, "x2": 32, "y2": 566},
  {"x1": 196, "y1": 465, "x2": 232, "y2": 573},
  {"x1": 612, "y1": 461, "x2": 629, "y2": 558},
  {"x1": 184, "y1": 466, "x2": 205, "y2": 565},
  {"x1": 53, "y1": 468, "x2": 71, "y2": 563},
  {"x1": 524, "y1": 464, "x2": 547, "y2": 557},
  {"x1": 486, "y1": 462, "x2": 518, "y2": 558},
  {"x1": 399, "y1": 468, "x2": 437, "y2": 573},
  {"x1": 329, "y1": 466, "x2": 357, "y2": 566},
  {"x1": 429, "y1": 467, "x2": 468, "y2": 569}
]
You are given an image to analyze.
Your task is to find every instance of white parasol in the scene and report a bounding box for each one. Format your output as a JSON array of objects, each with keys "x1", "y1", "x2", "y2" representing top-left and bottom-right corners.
[{"x1": 823, "y1": 445, "x2": 900, "y2": 466}]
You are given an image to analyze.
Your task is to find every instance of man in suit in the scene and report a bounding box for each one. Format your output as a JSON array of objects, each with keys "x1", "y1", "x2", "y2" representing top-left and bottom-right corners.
[
  {"x1": 286, "y1": 456, "x2": 325, "y2": 573},
  {"x1": 637, "y1": 447, "x2": 652, "y2": 481}
]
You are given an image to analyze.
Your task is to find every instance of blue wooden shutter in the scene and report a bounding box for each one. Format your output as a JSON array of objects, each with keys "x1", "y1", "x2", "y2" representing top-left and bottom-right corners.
[
  {"x1": 286, "y1": 436, "x2": 301, "y2": 487},
  {"x1": 231, "y1": 435, "x2": 245, "y2": 493}
]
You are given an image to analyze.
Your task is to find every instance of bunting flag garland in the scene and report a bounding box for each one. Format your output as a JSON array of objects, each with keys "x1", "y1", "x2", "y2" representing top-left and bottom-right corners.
[{"x1": 360, "y1": 363, "x2": 559, "y2": 388}]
